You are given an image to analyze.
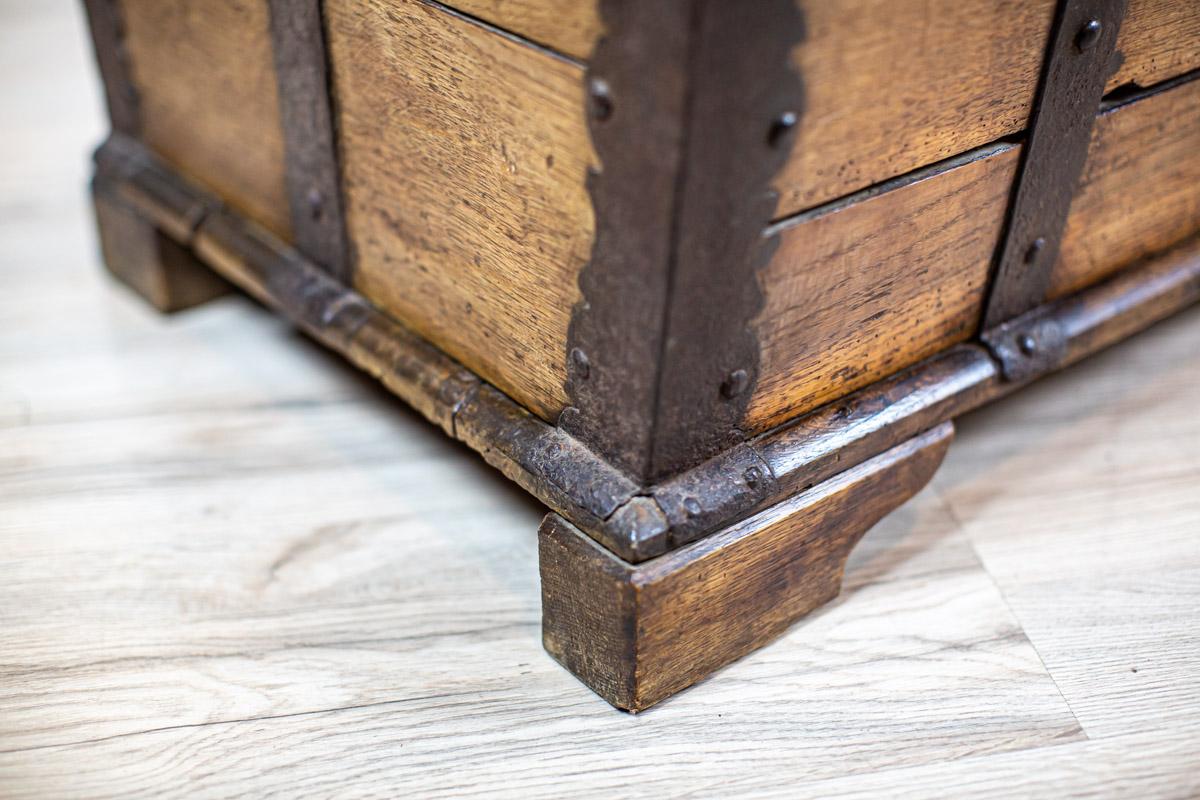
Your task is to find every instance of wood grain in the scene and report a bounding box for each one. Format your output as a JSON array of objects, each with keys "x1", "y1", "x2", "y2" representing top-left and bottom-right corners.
[
  {"x1": 748, "y1": 144, "x2": 1020, "y2": 433},
  {"x1": 8, "y1": 4, "x2": 1199, "y2": 796},
  {"x1": 541, "y1": 424, "x2": 953, "y2": 711},
  {"x1": 772, "y1": 0, "x2": 1053, "y2": 216},
  {"x1": 1048, "y1": 77, "x2": 1200, "y2": 299},
  {"x1": 326, "y1": 0, "x2": 593, "y2": 422},
  {"x1": 446, "y1": 0, "x2": 602, "y2": 60},
  {"x1": 773, "y1": 0, "x2": 1198, "y2": 218},
  {"x1": 785, "y1": 729, "x2": 1200, "y2": 799},
  {"x1": 1109, "y1": 0, "x2": 1200, "y2": 91},
  {"x1": 935, "y1": 305, "x2": 1200, "y2": 740},
  {"x1": 119, "y1": 0, "x2": 291, "y2": 241}
]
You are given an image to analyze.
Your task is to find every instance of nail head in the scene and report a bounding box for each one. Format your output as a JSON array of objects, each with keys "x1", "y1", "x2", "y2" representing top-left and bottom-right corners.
[
  {"x1": 721, "y1": 368, "x2": 750, "y2": 399},
  {"x1": 1075, "y1": 19, "x2": 1102, "y2": 52},
  {"x1": 569, "y1": 347, "x2": 590, "y2": 379},
  {"x1": 767, "y1": 111, "x2": 798, "y2": 148},
  {"x1": 1024, "y1": 236, "x2": 1046, "y2": 264},
  {"x1": 743, "y1": 466, "x2": 763, "y2": 489},
  {"x1": 307, "y1": 188, "x2": 324, "y2": 220},
  {"x1": 588, "y1": 78, "x2": 613, "y2": 121}
]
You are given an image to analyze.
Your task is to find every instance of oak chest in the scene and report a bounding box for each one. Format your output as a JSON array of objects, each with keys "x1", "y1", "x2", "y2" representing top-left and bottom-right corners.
[{"x1": 83, "y1": 0, "x2": 1200, "y2": 710}]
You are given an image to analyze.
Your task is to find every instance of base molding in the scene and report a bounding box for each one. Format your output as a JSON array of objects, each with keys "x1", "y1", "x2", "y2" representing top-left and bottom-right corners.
[
  {"x1": 92, "y1": 179, "x2": 230, "y2": 313},
  {"x1": 540, "y1": 423, "x2": 953, "y2": 711}
]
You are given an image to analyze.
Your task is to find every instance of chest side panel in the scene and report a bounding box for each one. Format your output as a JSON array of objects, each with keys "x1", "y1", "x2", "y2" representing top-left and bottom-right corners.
[
  {"x1": 121, "y1": 0, "x2": 291, "y2": 242},
  {"x1": 1050, "y1": 78, "x2": 1200, "y2": 300},
  {"x1": 326, "y1": 0, "x2": 595, "y2": 422}
]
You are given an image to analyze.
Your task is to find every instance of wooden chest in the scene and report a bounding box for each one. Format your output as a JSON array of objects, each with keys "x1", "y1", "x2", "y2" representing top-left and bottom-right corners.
[{"x1": 83, "y1": 0, "x2": 1200, "y2": 711}]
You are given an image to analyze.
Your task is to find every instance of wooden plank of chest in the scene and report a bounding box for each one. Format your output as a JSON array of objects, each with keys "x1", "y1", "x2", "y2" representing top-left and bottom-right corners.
[
  {"x1": 1049, "y1": 77, "x2": 1200, "y2": 300},
  {"x1": 771, "y1": 0, "x2": 1055, "y2": 217},
  {"x1": 325, "y1": 0, "x2": 595, "y2": 423},
  {"x1": 447, "y1": 0, "x2": 602, "y2": 60},
  {"x1": 120, "y1": 0, "x2": 291, "y2": 242},
  {"x1": 747, "y1": 144, "x2": 1021, "y2": 435},
  {"x1": 1110, "y1": 0, "x2": 1200, "y2": 92},
  {"x1": 772, "y1": 0, "x2": 1200, "y2": 219}
]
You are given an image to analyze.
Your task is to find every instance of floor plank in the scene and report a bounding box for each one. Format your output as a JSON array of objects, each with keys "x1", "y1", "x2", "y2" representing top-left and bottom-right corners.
[{"x1": 935, "y1": 307, "x2": 1200, "y2": 740}]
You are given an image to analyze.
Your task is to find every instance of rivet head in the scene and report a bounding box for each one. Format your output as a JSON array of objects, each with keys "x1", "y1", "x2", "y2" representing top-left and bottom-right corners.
[
  {"x1": 307, "y1": 188, "x2": 324, "y2": 221},
  {"x1": 721, "y1": 368, "x2": 750, "y2": 399},
  {"x1": 743, "y1": 465, "x2": 763, "y2": 489},
  {"x1": 569, "y1": 347, "x2": 590, "y2": 379},
  {"x1": 767, "y1": 111, "x2": 798, "y2": 148},
  {"x1": 1018, "y1": 333, "x2": 1038, "y2": 356},
  {"x1": 1024, "y1": 236, "x2": 1046, "y2": 264},
  {"x1": 1075, "y1": 19, "x2": 1102, "y2": 52},
  {"x1": 682, "y1": 497, "x2": 702, "y2": 518},
  {"x1": 588, "y1": 78, "x2": 613, "y2": 121}
]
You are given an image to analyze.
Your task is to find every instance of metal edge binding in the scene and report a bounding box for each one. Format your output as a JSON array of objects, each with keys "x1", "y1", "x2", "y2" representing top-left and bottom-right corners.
[{"x1": 94, "y1": 135, "x2": 1200, "y2": 563}]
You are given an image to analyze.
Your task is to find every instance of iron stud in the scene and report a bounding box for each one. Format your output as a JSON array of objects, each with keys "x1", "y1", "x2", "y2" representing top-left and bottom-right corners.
[
  {"x1": 767, "y1": 111, "x2": 798, "y2": 148},
  {"x1": 588, "y1": 78, "x2": 613, "y2": 121},
  {"x1": 721, "y1": 368, "x2": 750, "y2": 399},
  {"x1": 1075, "y1": 19, "x2": 1102, "y2": 52},
  {"x1": 1018, "y1": 333, "x2": 1038, "y2": 356}
]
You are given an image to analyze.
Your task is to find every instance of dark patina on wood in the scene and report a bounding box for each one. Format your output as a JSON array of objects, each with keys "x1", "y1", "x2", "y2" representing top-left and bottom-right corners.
[
  {"x1": 983, "y1": 0, "x2": 1127, "y2": 330},
  {"x1": 82, "y1": 0, "x2": 140, "y2": 135},
  {"x1": 267, "y1": 0, "x2": 351, "y2": 282},
  {"x1": 542, "y1": 423, "x2": 954, "y2": 712}
]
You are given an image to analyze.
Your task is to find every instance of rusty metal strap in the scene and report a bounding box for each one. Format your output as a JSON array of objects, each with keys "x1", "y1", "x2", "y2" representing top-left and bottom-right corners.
[
  {"x1": 982, "y1": 0, "x2": 1127, "y2": 333},
  {"x1": 267, "y1": 0, "x2": 351, "y2": 283}
]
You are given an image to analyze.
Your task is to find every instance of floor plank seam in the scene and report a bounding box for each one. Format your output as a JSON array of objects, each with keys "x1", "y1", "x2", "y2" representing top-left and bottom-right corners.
[
  {"x1": 0, "y1": 689, "x2": 509, "y2": 757},
  {"x1": 940, "y1": 488, "x2": 1092, "y2": 742}
]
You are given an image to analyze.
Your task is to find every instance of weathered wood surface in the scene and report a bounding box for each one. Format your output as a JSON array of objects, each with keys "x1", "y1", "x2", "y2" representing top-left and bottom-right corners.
[
  {"x1": 119, "y1": 0, "x2": 291, "y2": 241},
  {"x1": 1109, "y1": 0, "x2": 1200, "y2": 91},
  {"x1": 749, "y1": 144, "x2": 1019, "y2": 433},
  {"x1": 541, "y1": 424, "x2": 953, "y2": 711},
  {"x1": 1049, "y1": 76, "x2": 1200, "y2": 299},
  {"x1": 447, "y1": 0, "x2": 602, "y2": 60},
  {"x1": 437, "y1": 0, "x2": 1199, "y2": 219},
  {"x1": 776, "y1": 0, "x2": 1198, "y2": 216},
  {"x1": 773, "y1": 0, "x2": 1053, "y2": 216},
  {"x1": 326, "y1": 0, "x2": 593, "y2": 422}
]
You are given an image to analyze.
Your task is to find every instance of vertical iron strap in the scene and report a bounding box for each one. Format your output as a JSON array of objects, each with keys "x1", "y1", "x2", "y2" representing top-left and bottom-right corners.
[
  {"x1": 982, "y1": 0, "x2": 1127, "y2": 331},
  {"x1": 268, "y1": 0, "x2": 351, "y2": 283}
]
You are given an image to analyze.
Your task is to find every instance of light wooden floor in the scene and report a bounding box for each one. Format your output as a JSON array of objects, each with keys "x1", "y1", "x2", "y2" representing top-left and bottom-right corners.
[{"x1": 2, "y1": 3, "x2": 1199, "y2": 798}]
